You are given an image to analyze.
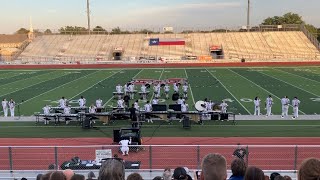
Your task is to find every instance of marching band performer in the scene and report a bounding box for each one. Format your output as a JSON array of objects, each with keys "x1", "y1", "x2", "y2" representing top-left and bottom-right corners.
[
  {"x1": 89, "y1": 104, "x2": 97, "y2": 114},
  {"x1": 281, "y1": 96, "x2": 290, "y2": 118},
  {"x1": 124, "y1": 83, "x2": 128, "y2": 95},
  {"x1": 78, "y1": 96, "x2": 86, "y2": 108},
  {"x1": 292, "y1": 97, "x2": 301, "y2": 119},
  {"x1": 164, "y1": 84, "x2": 170, "y2": 99},
  {"x1": 116, "y1": 84, "x2": 123, "y2": 99},
  {"x1": 173, "y1": 83, "x2": 179, "y2": 93},
  {"x1": 134, "y1": 100, "x2": 140, "y2": 110},
  {"x1": 207, "y1": 100, "x2": 214, "y2": 111},
  {"x1": 144, "y1": 101, "x2": 153, "y2": 123},
  {"x1": 177, "y1": 97, "x2": 185, "y2": 105},
  {"x1": 2, "y1": 98, "x2": 8, "y2": 117},
  {"x1": 182, "y1": 83, "x2": 188, "y2": 99},
  {"x1": 96, "y1": 98, "x2": 103, "y2": 108},
  {"x1": 64, "y1": 105, "x2": 71, "y2": 125},
  {"x1": 42, "y1": 104, "x2": 51, "y2": 125},
  {"x1": 59, "y1": 97, "x2": 67, "y2": 108},
  {"x1": 181, "y1": 101, "x2": 189, "y2": 112},
  {"x1": 153, "y1": 83, "x2": 161, "y2": 98},
  {"x1": 141, "y1": 84, "x2": 147, "y2": 100},
  {"x1": 220, "y1": 100, "x2": 228, "y2": 113},
  {"x1": 128, "y1": 83, "x2": 135, "y2": 99},
  {"x1": 254, "y1": 97, "x2": 261, "y2": 116},
  {"x1": 8, "y1": 98, "x2": 15, "y2": 117},
  {"x1": 152, "y1": 97, "x2": 159, "y2": 105},
  {"x1": 265, "y1": 95, "x2": 274, "y2": 117},
  {"x1": 117, "y1": 98, "x2": 125, "y2": 109}
]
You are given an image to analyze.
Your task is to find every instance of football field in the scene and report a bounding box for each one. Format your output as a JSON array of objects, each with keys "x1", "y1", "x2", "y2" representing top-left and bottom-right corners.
[{"x1": 1, "y1": 67, "x2": 320, "y2": 116}]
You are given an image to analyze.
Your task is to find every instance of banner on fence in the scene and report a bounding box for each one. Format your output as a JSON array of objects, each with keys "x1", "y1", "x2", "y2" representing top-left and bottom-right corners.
[{"x1": 95, "y1": 149, "x2": 112, "y2": 162}]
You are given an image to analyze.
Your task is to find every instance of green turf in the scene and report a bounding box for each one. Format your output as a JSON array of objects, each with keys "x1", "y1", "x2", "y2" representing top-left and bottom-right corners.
[
  {"x1": 0, "y1": 67, "x2": 319, "y2": 115},
  {"x1": 0, "y1": 120, "x2": 320, "y2": 138}
]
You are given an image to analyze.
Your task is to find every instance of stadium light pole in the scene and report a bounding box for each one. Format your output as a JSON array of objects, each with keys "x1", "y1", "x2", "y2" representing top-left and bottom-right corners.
[
  {"x1": 87, "y1": 0, "x2": 91, "y2": 34},
  {"x1": 247, "y1": 0, "x2": 250, "y2": 32}
]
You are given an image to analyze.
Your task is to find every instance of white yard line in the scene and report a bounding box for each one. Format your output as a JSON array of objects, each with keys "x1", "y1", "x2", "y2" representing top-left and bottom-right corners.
[
  {"x1": 206, "y1": 68, "x2": 251, "y2": 115},
  {"x1": 184, "y1": 68, "x2": 195, "y2": 105},
  {"x1": 0, "y1": 71, "x2": 66, "y2": 98},
  {"x1": 229, "y1": 68, "x2": 307, "y2": 115},
  {"x1": 103, "y1": 69, "x2": 144, "y2": 107},
  {"x1": 274, "y1": 68, "x2": 320, "y2": 84},
  {"x1": 18, "y1": 71, "x2": 99, "y2": 105},
  {"x1": 259, "y1": 71, "x2": 320, "y2": 97},
  {"x1": 68, "y1": 70, "x2": 120, "y2": 101}
]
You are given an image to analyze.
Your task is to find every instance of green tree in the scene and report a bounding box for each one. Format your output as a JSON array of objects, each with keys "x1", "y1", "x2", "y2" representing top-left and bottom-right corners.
[
  {"x1": 59, "y1": 26, "x2": 87, "y2": 35},
  {"x1": 262, "y1": 12, "x2": 303, "y2": 25},
  {"x1": 110, "y1": 27, "x2": 122, "y2": 34},
  {"x1": 92, "y1": 26, "x2": 107, "y2": 34},
  {"x1": 44, "y1": 29, "x2": 52, "y2": 34},
  {"x1": 16, "y1": 28, "x2": 29, "y2": 34}
]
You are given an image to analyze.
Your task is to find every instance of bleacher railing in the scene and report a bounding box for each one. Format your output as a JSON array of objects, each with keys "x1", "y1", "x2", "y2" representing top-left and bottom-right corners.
[{"x1": 1, "y1": 145, "x2": 319, "y2": 171}]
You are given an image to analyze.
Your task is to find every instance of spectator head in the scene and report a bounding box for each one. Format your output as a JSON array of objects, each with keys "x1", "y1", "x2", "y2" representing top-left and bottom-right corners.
[
  {"x1": 244, "y1": 166, "x2": 264, "y2": 180},
  {"x1": 49, "y1": 171, "x2": 67, "y2": 180},
  {"x1": 21, "y1": 178, "x2": 27, "y2": 180},
  {"x1": 163, "y1": 168, "x2": 172, "y2": 180},
  {"x1": 41, "y1": 172, "x2": 53, "y2": 180},
  {"x1": 98, "y1": 158, "x2": 125, "y2": 180},
  {"x1": 63, "y1": 169, "x2": 75, "y2": 180},
  {"x1": 298, "y1": 158, "x2": 320, "y2": 180},
  {"x1": 127, "y1": 173, "x2": 143, "y2": 180},
  {"x1": 88, "y1": 171, "x2": 96, "y2": 180},
  {"x1": 173, "y1": 167, "x2": 188, "y2": 180},
  {"x1": 274, "y1": 176, "x2": 285, "y2": 180},
  {"x1": 231, "y1": 158, "x2": 246, "y2": 177},
  {"x1": 283, "y1": 176, "x2": 292, "y2": 180},
  {"x1": 153, "y1": 176, "x2": 163, "y2": 180},
  {"x1": 201, "y1": 153, "x2": 227, "y2": 180},
  {"x1": 36, "y1": 174, "x2": 43, "y2": 180},
  {"x1": 70, "y1": 174, "x2": 85, "y2": 180},
  {"x1": 270, "y1": 172, "x2": 281, "y2": 180}
]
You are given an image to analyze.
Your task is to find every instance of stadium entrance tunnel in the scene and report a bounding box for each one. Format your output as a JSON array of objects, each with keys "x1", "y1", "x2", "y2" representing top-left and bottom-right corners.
[
  {"x1": 113, "y1": 47, "x2": 124, "y2": 60},
  {"x1": 210, "y1": 45, "x2": 224, "y2": 59}
]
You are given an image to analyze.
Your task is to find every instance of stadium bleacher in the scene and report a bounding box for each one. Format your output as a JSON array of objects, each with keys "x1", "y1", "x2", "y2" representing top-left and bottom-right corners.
[{"x1": 2, "y1": 26, "x2": 318, "y2": 64}]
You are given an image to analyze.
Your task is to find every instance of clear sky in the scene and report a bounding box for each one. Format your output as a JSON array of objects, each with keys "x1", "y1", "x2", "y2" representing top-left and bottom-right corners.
[{"x1": 0, "y1": 0, "x2": 319, "y2": 34}]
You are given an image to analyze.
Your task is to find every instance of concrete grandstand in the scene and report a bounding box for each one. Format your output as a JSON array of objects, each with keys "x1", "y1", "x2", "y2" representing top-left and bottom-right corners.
[{"x1": 1, "y1": 25, "x2": 320, "y2": 64}]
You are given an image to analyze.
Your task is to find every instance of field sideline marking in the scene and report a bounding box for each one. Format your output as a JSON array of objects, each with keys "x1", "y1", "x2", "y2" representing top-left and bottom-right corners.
[
  {"x1": 274, "y1": 68, "x2": 320, "y2": 84},
  {"x1": 259, "y1": 70, "x2": 320, "y2": 97},
  {"x1": 67, "y1": 70, "x2": 120, "y2": 102},
  {"x1": 18, "y1": 71, "x2": 99, "y2": 106},
  {"x1": 206, "y1": 68, "x2": 251, "y2": 115},
  {"x1": 228, "y1": 68, "x2": 307, "y2": 115},
  {"x1": 0, "y1": 71, "x2": 68, "y2": 98},
  {"x1": 103, "y1": 69, "x2": 144, "y2": 107},
  {"x1": 184, "y1": 69, "x2": 195, "y2": 105}
]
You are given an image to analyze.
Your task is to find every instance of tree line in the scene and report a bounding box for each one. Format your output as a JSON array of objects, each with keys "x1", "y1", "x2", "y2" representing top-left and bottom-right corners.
[{"x1": 13, "y1": 12, "x2": 320, "y2": 42}]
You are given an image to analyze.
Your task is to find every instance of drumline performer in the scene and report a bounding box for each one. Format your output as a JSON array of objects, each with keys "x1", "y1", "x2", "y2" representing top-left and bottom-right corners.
[
  {"x1": 128, "y1": 83, "x2": 135, "y2": 99},
  {"x1": 281, "y1": 96, "x2": 290, "y2": 118},
  {"x1": 265, "y1": 95, "x2": 273, "y2": 117},
  {"x1": 117, "y1": 98, "x2": 125, "y2": 109},
  {"x1": 152, "y1": 97, "x2": 159, "y2": 105},
  {"x1": 64, "y1": 105, "x2": 71, "y2": 125},
  {"x1": 182, "y1": 83, "x2": 188, "y2": 99},
  {"x1": 141, "y1": 84, "x2": 147, "y2": 100},
  {"x1": 42, "y1": 104, "x2": 51, "y2": 125},
  {"x1": 254, "y1": 97, "x2": 261, "y2": 116},
  {"x1": 8, "y1": 98, "x2": 15, "y2": 117},
  {"x1": 292, "y1": 97, "x2": 300, "y2": 119},
  {"x1": 59, "y1": 97, "x2": 67, "y2": 108},
  {"x1": 173, "y1": 83, "x2": 179, "y2": 93},
  {"x1": 134, "y1": 100, "x2": 140, "y2": 110},
  {"x1": 2, "y1": 98, "x2": 8, "y2": 117},
  {"x1": 78, "y1": 96, "x2": 86, "y2": 108},
  {"x1": 96, "y1": 98, "x2": 103, "y2": 108},
  {"x1": 144, "y1": 101, "x2": 153, "y2": 123},
  {"x1": 116, "y1": 84, "x2": 123, "y2": 99},
  {"x1": 89, "y1": 104, "x2": 97, "y2": 123},
  {"x1": 164, "y1": 84, "x2": 170, "y2": 99}
]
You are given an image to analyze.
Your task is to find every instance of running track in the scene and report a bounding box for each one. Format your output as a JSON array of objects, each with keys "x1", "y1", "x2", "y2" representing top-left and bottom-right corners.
[{"x1": 0, "y1": 137, "x2": 320, "y2": 170}]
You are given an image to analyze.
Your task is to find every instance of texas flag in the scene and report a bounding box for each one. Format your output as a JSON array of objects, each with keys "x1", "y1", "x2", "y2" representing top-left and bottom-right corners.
[{"x1": 149, "y1": 38, "x2": 185, "y2": 46}]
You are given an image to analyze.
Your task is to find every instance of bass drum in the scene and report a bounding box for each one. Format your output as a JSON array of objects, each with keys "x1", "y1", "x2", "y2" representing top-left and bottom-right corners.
[{"x1": 195, "y1": 101, "x2": 206, "y2": 112}]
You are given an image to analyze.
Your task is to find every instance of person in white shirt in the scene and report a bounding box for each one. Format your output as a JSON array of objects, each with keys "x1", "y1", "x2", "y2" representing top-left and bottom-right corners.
[
  {"x1": 182, "y1": 83, "x2": 188, "y2": 99},
  {"x1": 2, "y1": 98, "x2": 8, "y2": 117},
  {"x1": 42, "y1": 104, "x2": 51, "y2": 125},
  {"x1": 207, "y1": 100, "x2": 214, "y2": 111},
  {"x1": 153, "y1": 83, "x2": 161, "y2": 98},
  {"x1": 128, "y1": 84, "x2": 135, "y2": 99},
  {"x1": 177, "y1": 97, "x2": 185, "y2": 105},
  {"x1": 144, "y1": 101, "x2": 153, "y2": 123},
  {"x1": 164, "y1": 84, "x2": 170, "y2": 99},
  {"x1": 43, "y1": 105, "x2": 51, "y2": 115},
  {"x1": 64, "y1": 105, "x2": 71, "y2": 124},
  {"x1": 117, "y1": 98, "x2": 124, "y2": 109},
  {"x1": 152, "y1": 97, "x2": 159, "y2": 105},
  {"x1": 173, "y1": 83, "x2": 179, "y2": 93},
  {"x1": 89, "y1": 104, "x2": 97, "y2": 114},
  {"x1": 116, "y1": 84, "x2": 123, "y2": 93},
  {"x1": 265, "y1": 95, "x2": 273, "y2": 117},
  {"x1": 134, "y1": 100, "x2": 139, "y2": 110},
  {"x1": 141, "y1": 84, "x2": 147, "y2": 100},
  {"x1": 220, "y1": 100, "x2": 228, "y2": 113},
  {"x1": 254, "y1": 97, "x2": 261, "y2": 116},
  {"x1": 181, "y1": 101, "x2": 188, "y2": 112},
  {"x1": 292, "y1": 97, "x2": 301, "y2": 119},
  {"x1": 78, "y1": 96, "x2": 86, "y2": 108},
  {"x1": 124, "y1": 83, "x2": 128, "y2": 95},
  {"x1": 59, "y1": 97, "x2": 67, "y2": 108},
  {"x1": 281, "y1": 96, "x2": 290, "y2": 118},
  {"x1": 96, "y1": 98, "x2": 103, "y2": 108},
  {"x1": 119, "y1": 137, "x2": 132, "y2": 156},
  {"x1": 8, "y1": 99, "x2": 15, "y2": 117}
]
